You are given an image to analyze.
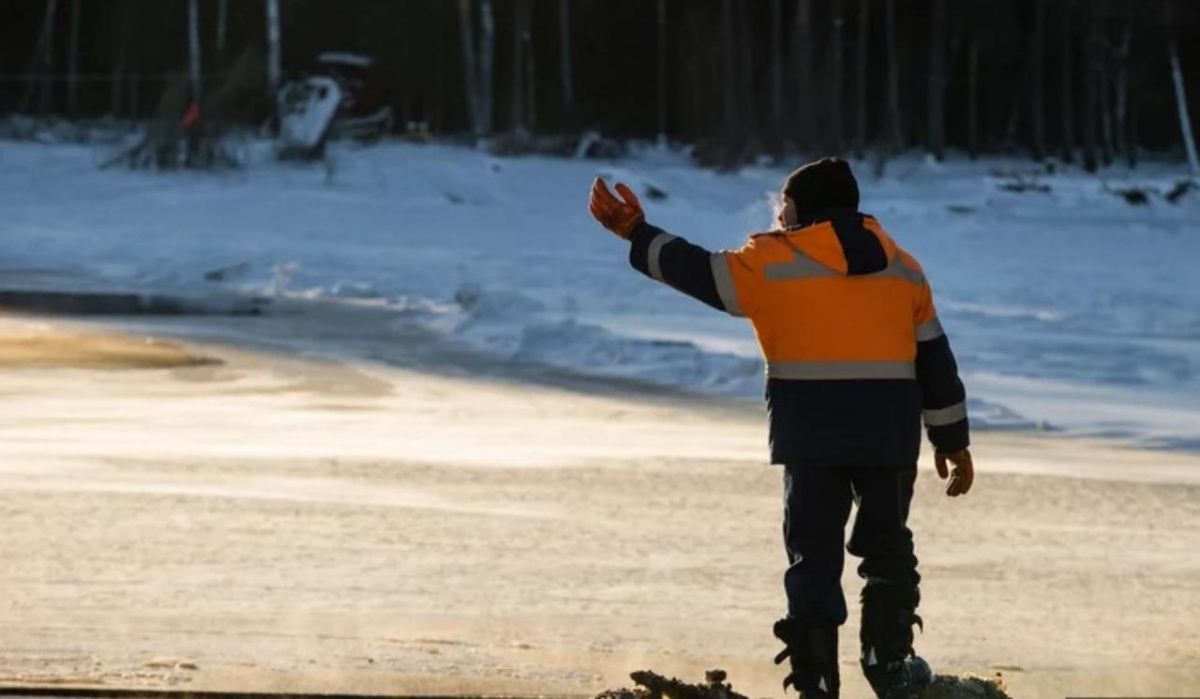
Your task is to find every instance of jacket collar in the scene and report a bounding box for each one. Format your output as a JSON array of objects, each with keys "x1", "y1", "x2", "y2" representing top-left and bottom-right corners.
[{"x1": 784, "y1": 207, "x2": 867, "y2": 232}]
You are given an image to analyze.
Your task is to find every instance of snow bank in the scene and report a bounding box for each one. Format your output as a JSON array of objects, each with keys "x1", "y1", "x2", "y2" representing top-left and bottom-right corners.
[
  {"x1": 450, "y1": 284, "x2": 761, "y2": 395},
  {"x1": 0, "y1": 140, "x2": 1197, "y2": 450}
]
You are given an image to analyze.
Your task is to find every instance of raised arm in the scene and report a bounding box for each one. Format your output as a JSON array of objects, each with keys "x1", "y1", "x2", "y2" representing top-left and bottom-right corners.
[
  {"x1": 589, "y1": 178, "x2": 750, "y2": 317},
  {"x1": 629, "y1": 223, "x2": 745, "y2": 314}
]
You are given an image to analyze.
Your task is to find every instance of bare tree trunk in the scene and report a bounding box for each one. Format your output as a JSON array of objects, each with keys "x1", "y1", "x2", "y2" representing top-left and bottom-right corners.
[
  {"x1": 656, "y1": 0, "x2": 667, "y2": 141},
  {"x1": 478, "y1": 0, "x2": 494, "y2": 135},
  {"x1": 794, "y1": 0, "x2": 814, "y2": 151},
  {"x1": 110, "y1": 6, "x2": 129, "y2": 117},
  {"x1": 1004, "y1": 52, "x2": 1031, "y2": 153},
  {"x1": 926, "y1": 0, "x2": 946, "y2": 159},
  {"x1": 457, "y1": 0, "x2": 481, "y2": 136},
  {"x1": 432, "y1": 20, "x2": 446, "y2": 133},
  {"x1": 770, "y1": 0, "x2": 783, "y2": 147},
  {"x1": 1060, "y1": 1, "x2": 1076, "y2": 162},
  {"x1": 735, "y1": 1, "x2": 754, "y2": 143},
  {"x1": 67, "y1": 0, "x2": 80, "y2": 115},
  {"x1": 510, "y1": 0, "x2": 532, "y2": 133},
  {"x1": 829, "y1": 0, "x2": 845, "y2": 152},
  {"x1": 1082, "y1": 11, "x2": 1099, "y2": 172},
  {"x1": 854, "y1": 0, "x2": 873, "y2": 158},
  {"x1": 188, "y1": 0, "x2": 203, "y2": 100},
  {"x1": 967, "y1": 39, "x2": 979, "y2": 160},
  {"x1": 682, "y1": 11, "x2": 710, "y2": 141},
  {"x1": 217, "y1": 0, "x2": 228, "y2": 60},
  {"x1": 511, "y1": 1, "x2": 523, "y2": 133},
  {"x1": 1099, "y1": 35, "x2": 1114, "y2": 167},
  {"x1": 22, "y1": 0, "x2": 58, "y2": 113},
  {"x1": 559, "y1": 0, "x2": 573, "y2": 116},
  {"x1": 1169, "y1": 34, "x2": 1200, "y2": 177},
  {"x1": 38, "y1": 4, "x2": 58, "y2": 113},
  {"x1": 1128, "y1": 92, "x2": 1139, "y2": 169},
  {"x1": 1030, "y1": 0, "x2": 1046, "y2": 161},
  {"x1": 1115, "y1": 26, "x2": 1132, "y2": 167},
  {"x1": 720, "y1": 0, "x2": 737, "y2": 134},
  {"x1": 854, "y1": 0, "x2": 868, "y2": 157},
  {"x1": 524, "y1": 2, "x2": 537, "y2": 133},
  {"x1": 265, "y1": 0, "x2": 282, "y2": 97},
  {"x1": 883, "y1": 0, "x2": 902, "y2": 152}
]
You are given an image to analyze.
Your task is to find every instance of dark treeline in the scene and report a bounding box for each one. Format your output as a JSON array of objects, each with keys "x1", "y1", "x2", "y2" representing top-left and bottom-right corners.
[{"x1": 3, "y1": 0, "x2": 1200, "y2": 168}]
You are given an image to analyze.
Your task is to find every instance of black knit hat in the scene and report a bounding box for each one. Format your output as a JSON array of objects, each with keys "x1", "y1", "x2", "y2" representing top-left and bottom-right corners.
[{"x1": 782, "y1": 157, "x2": 860, "y2": 217}]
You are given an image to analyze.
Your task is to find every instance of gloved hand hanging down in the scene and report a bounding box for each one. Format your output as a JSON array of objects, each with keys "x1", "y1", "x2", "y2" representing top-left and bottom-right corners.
[
  {"x1": 935, "y1": 448, "x2": 975, "y2": 497},
  {"x1": 588, "y1": 178, "x2": 645, "y2": 240}
]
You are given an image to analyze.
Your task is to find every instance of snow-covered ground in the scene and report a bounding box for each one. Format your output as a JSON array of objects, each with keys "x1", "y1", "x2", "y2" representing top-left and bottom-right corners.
[{"x1": 1, "y1": 140, "x2": 1198, "y2": 450}]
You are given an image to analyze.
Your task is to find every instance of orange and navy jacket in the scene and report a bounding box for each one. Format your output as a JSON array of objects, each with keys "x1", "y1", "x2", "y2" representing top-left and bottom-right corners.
[{"x1": 628, "y1": 209, "x2": 969, "y2": 466}]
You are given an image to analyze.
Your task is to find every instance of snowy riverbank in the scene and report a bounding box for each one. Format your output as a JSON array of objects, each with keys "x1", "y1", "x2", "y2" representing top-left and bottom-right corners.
[{"x1": 1, "y1": 139, "x2": 1197, "y2": 449}]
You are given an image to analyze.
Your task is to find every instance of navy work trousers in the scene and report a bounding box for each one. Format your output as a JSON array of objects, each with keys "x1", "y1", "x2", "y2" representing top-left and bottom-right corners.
[{"x1": 782, "y1": 465, "x2": 920, "y2": 624}]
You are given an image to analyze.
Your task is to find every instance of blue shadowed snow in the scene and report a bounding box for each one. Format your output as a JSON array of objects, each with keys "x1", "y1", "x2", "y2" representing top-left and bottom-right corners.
[{"x1": 0, "y1": 140, "x2": 1197, "y2": 450}]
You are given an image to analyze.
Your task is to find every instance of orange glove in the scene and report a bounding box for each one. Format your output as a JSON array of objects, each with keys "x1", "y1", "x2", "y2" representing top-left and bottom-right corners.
[{"x1": 589, "y1": 178, "x2": 645, "y2": 240}]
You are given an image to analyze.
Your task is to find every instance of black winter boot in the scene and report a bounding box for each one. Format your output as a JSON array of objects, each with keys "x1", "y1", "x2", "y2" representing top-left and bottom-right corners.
[
  {"x1": 859, "y1": 582, "x2": 932, "y2": 699},
  {"x1": 773, "y1": 616, "x2": 840, "y2": 698}
]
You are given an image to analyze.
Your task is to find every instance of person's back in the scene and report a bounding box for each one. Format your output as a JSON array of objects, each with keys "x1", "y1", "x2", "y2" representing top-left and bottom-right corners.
[{"x1": 588, "y1": 158, "x2": 975, "y2": 699}]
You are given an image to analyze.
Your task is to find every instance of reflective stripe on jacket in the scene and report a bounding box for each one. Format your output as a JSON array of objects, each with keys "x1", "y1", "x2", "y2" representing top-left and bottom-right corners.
[{"x1": 628, "y1": 209, "x2": 969, "y2": 466}]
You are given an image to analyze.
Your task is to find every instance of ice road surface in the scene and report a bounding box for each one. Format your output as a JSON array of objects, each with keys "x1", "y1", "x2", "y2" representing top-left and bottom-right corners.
[{"x1": 1, "y1": 141, "x2": 1197, "y2": 449}]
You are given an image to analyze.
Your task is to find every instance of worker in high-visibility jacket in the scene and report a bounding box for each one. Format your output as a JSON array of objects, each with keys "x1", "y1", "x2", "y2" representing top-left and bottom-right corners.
[{"x1": 588, "y1": 157, "x2": 975, "y2": 699}]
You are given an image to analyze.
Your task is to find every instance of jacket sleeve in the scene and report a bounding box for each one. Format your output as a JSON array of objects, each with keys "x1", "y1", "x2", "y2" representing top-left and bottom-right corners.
[
  {"x1": 628, "y1": 222, "x2": 762, "y2": 317},
  {"x1": 913, "y1": 279, "x2": 970, "y2": 453}
]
